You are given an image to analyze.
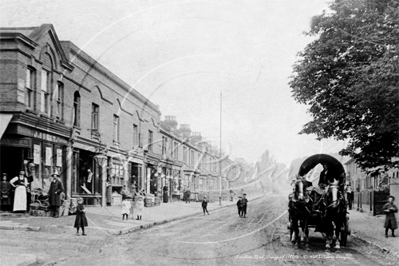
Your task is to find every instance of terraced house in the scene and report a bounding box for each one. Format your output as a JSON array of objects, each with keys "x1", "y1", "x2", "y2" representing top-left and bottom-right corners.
[{"x1": 0, "y1": 24, "x2": 240, "y2": 206}]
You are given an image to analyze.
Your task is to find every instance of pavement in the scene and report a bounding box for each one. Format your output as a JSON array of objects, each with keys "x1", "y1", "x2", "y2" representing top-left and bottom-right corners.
[{"x1": 1, "y1": 195, "x2": 398, "y2": 260}]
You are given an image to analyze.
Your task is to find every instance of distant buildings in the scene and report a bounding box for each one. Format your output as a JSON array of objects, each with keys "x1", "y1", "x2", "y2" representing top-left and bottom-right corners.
[{"x1": 0, "y1": 24, "x2": 243, "y2": 206}]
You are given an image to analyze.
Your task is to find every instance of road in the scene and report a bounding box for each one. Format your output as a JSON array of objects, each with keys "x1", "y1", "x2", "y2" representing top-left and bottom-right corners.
[{"x1": 0, "y1": 194, "x2": 397, "y2": 265}]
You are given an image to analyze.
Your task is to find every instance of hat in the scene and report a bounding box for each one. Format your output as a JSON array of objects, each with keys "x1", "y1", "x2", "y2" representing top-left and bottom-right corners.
[
  {"x1": 77, "y1": 197, "x2": 84, "y2": 203},
  {"x1": 51, "y1": 173, "x2": 60, "y2": 177},
  {"x1": 387, "y1": 195, "x2": 395, "y2": 201}
]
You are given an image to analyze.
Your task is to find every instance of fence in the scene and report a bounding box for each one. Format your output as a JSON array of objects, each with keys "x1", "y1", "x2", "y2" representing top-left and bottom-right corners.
[{"x1": 354, "y1": 190, "x2": 389, "y2": 215}]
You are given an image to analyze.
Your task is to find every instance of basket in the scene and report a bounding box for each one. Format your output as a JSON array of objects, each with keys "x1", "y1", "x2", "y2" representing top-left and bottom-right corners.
[{"x1": 29, "y1": 202, "x2": 40, "y2": 210}]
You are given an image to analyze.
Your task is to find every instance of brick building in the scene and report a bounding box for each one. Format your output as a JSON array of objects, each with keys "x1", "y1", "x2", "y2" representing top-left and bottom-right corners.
[{"x1": 0, "y1": 24, "x2": 161, "y2": 205}]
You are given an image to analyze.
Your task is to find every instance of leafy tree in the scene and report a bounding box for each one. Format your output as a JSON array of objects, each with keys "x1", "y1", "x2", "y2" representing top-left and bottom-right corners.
[{"x1": 290, "y1": 0, "x2": 399, "y2": 170}]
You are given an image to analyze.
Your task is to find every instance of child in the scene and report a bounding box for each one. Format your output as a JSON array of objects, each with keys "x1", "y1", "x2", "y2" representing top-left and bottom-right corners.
[
  {"x1": 121, "y1": 199, "x2": 131, "y2": 220},
  {"x1": 202, "y1": 196, "x2": 209, "y2": 215},
  {"x1": 382, "y1": 195, "x2": 398, "y2": 238},
  {"x1": 237, "y1": 196, "x2": 242, "y2": 217},
  {"x1": 241, "y1": 194, "x2": 248, "y2": 218},
  {"x1": 74, "y1": 197, "x2": 88, "y2": 236},
  {"x1": 135, "y1": 194, "x2": 144, "y2": 220}
]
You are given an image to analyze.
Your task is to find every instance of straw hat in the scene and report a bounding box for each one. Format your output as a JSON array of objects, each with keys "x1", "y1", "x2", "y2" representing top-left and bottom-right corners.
[
  {"x1": 77, "y1": 197, "x2": 84, "y2": 204},
  {"x1": 387, "y1": 195, "x2": 395, "y2": 201},
  {"x1": 51, "y1": 173, "x2": 60, "y2": 177}
]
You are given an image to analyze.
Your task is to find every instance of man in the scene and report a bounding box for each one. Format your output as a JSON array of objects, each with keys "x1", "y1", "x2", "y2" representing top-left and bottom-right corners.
[
  {"x1": 319, "y1": 164, "x2": 334, "y2": 189},
  {"x1": 241, "y1": 193, "x2": 249, "y2": 218},
  {"x1": 48, "y1": 173, "x2": 64, "y2": 218},
  {"x1": 346, "y1": 183, "x2": 354, "y2": 210}
]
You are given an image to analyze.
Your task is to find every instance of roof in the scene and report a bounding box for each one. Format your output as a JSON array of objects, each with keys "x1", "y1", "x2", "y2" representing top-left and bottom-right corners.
[{"x1": 298, "y1": 154, "x2": 345, "y2": 177}]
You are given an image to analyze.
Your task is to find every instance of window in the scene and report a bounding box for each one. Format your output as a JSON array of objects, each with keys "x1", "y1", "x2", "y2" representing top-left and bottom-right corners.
[
  {"x1": 40, "y1": 70, "x2": 50, "y2": 115},
  {"x1": 111, "y1": 162, "x2": 125, "y2": 186},
  {"x1": 113, "y1": 115, "x2": 119, "y2": 142},
  {"x1": 162, "y1": 136, "x2": 167, "y2": 155},
  {"x1": 148, "y1": 130, "x2": 153, "y2": 151},
  {"x1": 183, "y1": 146, "x2": 188, "y2": 164},
  {"x1": 138, "y1": 133, "x2": 143, "y2": 148},
  {"x1": 174, "y1": 142, "x2": 179, "y2": 159},
  {"x1": 73, "y1": 91, "x2": 80, "y2": 127},
  {"x1": 198, "y1": 153, "x2": 202, "y2": 170},
  {"x1": 25, "y1": 68, "x2": 35, "y2": 109},
  {"x1": 55, "y1": 82, "x2": 64, "y2": 120},
  {"x1": 190, "y1": 150, "x2": 194, "y2": 167},
  {"x1": 133, "y1": 124, "x2": 138, "y2": 146},
  {"x1": 91, "y1": 104, "x2": 99, "y2": 130}
]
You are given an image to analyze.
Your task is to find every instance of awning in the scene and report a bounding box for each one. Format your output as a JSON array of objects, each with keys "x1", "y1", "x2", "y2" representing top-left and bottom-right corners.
[{"x1": 0, "y1": 114, "x2": 13, "y2": 139}]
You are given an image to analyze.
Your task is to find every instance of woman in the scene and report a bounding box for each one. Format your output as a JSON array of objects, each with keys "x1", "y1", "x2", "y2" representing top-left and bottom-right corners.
[
  {"x1": 106, "y1": 177, "x2": 112, "y2": 206},
  {"x1": 383, "y1": 195, "x2": 398, "y2": 238},
  {"x1": 10, "y1": 171, "x2": 29, "y2": 212}
]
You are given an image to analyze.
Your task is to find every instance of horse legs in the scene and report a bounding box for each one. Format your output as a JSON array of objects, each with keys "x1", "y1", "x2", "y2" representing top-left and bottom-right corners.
[
  {"x1": 291, "y1": 217, "x2": 299, "y2": 248},
  {"x1": 334, "y1": 221, "x2": 342, "y2": 252}
]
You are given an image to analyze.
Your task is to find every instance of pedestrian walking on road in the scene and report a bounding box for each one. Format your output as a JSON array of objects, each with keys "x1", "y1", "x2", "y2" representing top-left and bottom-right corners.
[
  {"x1": 383, "y1": 195, "x2": 398, "y2": 238},
  {"x1": 74, "y1": 197, "x2": 88, "y2": 236},
  {"x1": 241, "y1": 194, "x2": 248, "y2": 218},
  {"x1": 202, "y1": 196, "x2": 209, "y2": 215},
  {"x1": 237, "y1": 196, "x2": 242, "y2": 217}
]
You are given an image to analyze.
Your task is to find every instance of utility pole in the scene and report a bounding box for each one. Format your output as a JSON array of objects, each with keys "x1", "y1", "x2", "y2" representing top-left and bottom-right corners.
[{"x1": 219, "y1": 90, "x2": 222, "y2": 206}]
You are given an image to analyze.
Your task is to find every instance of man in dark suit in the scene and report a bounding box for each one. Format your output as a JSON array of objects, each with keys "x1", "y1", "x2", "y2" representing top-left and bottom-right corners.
[
  {"x1": 319, "y1": 164, "x2": 334, "y2": 189},
  {"x1": 48, "y1": 173, "x2": 64, "y2": 218}
]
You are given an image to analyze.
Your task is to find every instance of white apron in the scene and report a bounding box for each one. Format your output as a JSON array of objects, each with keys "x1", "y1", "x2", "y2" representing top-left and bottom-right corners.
[{"x1": 13, "y1": 186, "x2": 27, "y2": 212}]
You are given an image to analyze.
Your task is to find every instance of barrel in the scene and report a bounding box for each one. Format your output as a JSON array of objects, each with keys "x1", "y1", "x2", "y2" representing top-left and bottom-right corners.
[{"x1": 144, "y1": 197, "x2": 153, "y2": 207}]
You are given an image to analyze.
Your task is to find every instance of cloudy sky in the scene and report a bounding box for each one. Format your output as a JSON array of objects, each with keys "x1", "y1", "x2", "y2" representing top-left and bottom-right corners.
[{"x1": 1, "y1": 0, "x2": 348, "y2": 165}]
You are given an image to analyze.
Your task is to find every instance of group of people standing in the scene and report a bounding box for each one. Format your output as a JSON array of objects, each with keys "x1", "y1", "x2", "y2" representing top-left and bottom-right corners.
[
  {"x1": 120, "y1": 185, "x2": 145, "y2": 221},
  {"x1": 0, "y1": 171, "x2": 64, "y2": 218}
]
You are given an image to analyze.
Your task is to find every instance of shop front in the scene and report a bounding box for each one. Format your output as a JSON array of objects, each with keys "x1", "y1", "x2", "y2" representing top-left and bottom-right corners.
[{"x1": 1, "y1": 122, "x2": 69, "y2": 195}]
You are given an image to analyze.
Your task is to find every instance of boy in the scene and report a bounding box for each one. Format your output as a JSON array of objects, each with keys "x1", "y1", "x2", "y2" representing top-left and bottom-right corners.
[
  {"x1": 202, "y1": 196, "x2": 209, "y2": 215},
  {"x1": 237, "y1": 196, "x2": 242, "y2": 217}
]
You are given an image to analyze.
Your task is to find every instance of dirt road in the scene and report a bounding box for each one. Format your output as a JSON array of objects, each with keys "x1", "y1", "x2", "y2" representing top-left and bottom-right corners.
[{"x1": 0, "y1": 194, "x2": 397, "y2": 265}]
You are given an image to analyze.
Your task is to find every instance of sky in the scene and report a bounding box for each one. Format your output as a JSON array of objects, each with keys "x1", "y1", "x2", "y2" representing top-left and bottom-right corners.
[{"x1": 0, "y1": 0, "x2": 348, "y2": 166}]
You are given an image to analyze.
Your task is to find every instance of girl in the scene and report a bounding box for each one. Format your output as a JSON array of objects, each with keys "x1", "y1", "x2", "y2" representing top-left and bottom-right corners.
[
  {"x1": 74, "y1": 197, "x2": 88, "y2": 236},
  {"x1": 121, "y1": 199, "x2": 131, "y2": 220},
  {"x1": 383, "y1": 195, "x2": 398, "y2": 238}
]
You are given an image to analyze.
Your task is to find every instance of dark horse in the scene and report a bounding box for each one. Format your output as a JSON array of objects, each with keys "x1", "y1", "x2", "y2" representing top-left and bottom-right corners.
[
  {"x1": 288, "y1": 179, "x2": 312, "y2": 250},
  {"x1": 321, "y1": 182, "x2": 347, "y2": 251}
]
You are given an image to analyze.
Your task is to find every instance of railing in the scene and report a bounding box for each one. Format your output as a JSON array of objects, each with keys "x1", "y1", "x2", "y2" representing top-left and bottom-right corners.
[{"x1": 354, "y1": 190, "x2": 389, "y2": 215}]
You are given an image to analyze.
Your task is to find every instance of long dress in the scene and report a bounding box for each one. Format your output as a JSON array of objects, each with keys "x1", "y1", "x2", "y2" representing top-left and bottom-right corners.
[
  {"x1": 135, "y1": 197, "x2": 144, "y2": 216},
  {"x1": 74, "y1": 204, "x2": 88, "y2": 228},
  {"x1": 382, "y1": 202, "x2": 398, "y2": 229},
  {"x1": 10, "y1": 176, "x2": 28, "y2": 212},
  {"x1": 121, "y1": 200, "x2": 131, "y2": 215}
]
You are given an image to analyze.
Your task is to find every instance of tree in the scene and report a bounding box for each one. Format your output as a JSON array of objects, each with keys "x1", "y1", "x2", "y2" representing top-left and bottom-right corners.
[{"x1": 289, "y1": 0, "x2": 399, "y2": 170}]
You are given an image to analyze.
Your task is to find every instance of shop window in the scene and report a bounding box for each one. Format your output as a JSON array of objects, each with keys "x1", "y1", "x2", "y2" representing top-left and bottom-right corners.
[
  {"x1": 25, "y1": 67, "x2": 36, "y2": 109},
  {"x1": 92, "y1": 103, "x2": 99, "y2": 131},
  {"x1": 73, "y1": 91, "x2": 80, "y2": 127},
  {"x1": 111, "y1": 162, "x2": 124, "y2": 186},
  {"x1": 40, "y1": 69, "x2": 50, "y2": 115}
]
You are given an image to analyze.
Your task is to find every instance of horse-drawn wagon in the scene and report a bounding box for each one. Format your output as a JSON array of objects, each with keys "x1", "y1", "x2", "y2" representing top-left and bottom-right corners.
[{"x1": 288, "y1": 154, "x2": 350, "y2": 251}]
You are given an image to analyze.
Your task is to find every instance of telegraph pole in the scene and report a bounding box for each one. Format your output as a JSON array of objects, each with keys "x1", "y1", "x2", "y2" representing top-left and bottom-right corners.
[{"x1": 219, "y1": 90, "x2": 222, "y2": 206}]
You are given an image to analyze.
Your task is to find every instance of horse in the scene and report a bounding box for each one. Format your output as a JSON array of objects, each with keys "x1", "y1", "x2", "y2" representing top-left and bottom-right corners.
[
  {"x1": 288, "y1": 179, "x2": 312, "y2": 250},
  {"x1": 321, "y1": 181, "x2": 347, "y2": 252}
]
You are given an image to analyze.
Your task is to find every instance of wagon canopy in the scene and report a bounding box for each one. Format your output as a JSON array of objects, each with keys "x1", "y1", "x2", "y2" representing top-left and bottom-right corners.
[{"x1": 298, "y1": 154, "x2": 345, "y2": 177}]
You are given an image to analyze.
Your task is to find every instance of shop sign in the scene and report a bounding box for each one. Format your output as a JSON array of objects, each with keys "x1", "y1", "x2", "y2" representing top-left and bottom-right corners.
[
  {"x1": 45, "y1": 147, "x2": 52, "y2": 166},
  {"x1": 33, "y1": 130, "x2": 59, "y2": 143},
  {"x1": 56, "y1": 149, "x2": 62, "y2": 167},
  {"x1": 33, "y1": 144, "x2": 41, "y2": 164},
  {"x1": 0, "y1": 137, "x2": 30, "y2": 147}
]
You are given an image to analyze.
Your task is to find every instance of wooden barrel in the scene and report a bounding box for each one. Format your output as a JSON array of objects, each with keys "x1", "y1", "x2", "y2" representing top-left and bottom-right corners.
[{"x1": 144, "y1": 197, "x2": 153, "y2": 207}]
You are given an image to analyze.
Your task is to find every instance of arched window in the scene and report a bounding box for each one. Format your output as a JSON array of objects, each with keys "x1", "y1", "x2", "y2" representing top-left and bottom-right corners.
[{"x1": 73, "y1": 91, "x2": 80, "y2": 127}]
